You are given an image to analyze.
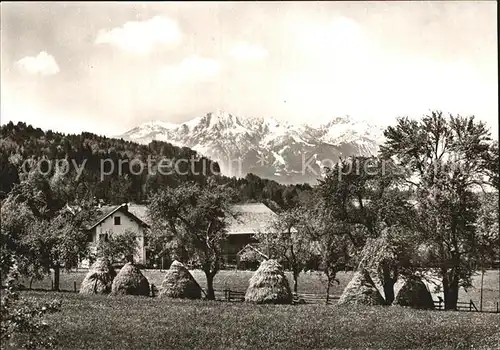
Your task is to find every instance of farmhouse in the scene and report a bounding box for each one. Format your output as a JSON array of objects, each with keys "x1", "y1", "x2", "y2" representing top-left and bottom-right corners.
[
  {"x1": 79, "y1": 202, "x2": 282, "y2": 268},
  {"x1": 82, "y1": 203, "x2": 149, "y2": 266},
  {"x1": 224, "y1": 203, "x2": 282, "y2": 265}
]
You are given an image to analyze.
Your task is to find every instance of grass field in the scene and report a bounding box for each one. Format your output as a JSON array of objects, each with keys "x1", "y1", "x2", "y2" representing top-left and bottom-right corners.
[
  {"x1": 18, "y1": 291, "x2": 500, "y2": 349},
  {"x1": 23, "y1": 269, "x2": 500, "y2": 310},
  {"x1": 14, "y1": 269, "x2": 500, "y2": 349},
  {"x1": 23, "y1": 269, "x2": 353, "y2": 297}
]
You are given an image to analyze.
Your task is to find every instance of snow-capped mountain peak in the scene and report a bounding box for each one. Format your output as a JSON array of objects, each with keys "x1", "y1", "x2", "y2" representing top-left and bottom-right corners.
[{"x1": 118, "y1": 111, "x2": 385, "y2": 184}]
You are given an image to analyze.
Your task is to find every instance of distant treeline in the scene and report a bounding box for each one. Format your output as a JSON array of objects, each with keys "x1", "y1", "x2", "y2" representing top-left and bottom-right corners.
[{"x1": 0, "y1": 121, "x2": 311, "y2": 209}]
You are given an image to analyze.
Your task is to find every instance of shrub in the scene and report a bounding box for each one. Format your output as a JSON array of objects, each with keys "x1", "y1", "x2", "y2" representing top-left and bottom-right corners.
[{"x1": 1, "y1": 271, "x2": 61, "y2": 349}]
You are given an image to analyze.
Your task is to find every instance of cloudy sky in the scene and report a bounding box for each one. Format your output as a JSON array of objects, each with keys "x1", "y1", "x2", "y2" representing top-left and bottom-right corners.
[{"x1": 1, "y1": 1, "x2": 497, "y2": 136}]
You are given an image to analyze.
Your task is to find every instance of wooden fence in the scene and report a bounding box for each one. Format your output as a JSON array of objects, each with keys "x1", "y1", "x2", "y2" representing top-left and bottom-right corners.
[
  {"x1": 433, "y1": 298, "x2": 499, "y2": 313},
  {"x1": 433, "y1": 298, "x2": 477, "y2": 312},
  {"x1": 222, "y1": 288, "x2": 339, "y2": 304},
  {"x1": 293, "y1": 292, "x2": 340, "y2": 305},
  {"x1": 220, "y1": 289, "x2": 499, "y2": 310},
  {"x1": 24, "y1": 280, "x2": 500, "y2": 313}
]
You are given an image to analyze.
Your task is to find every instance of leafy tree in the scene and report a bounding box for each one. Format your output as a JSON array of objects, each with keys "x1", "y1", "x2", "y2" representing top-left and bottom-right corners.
[
  {"x1": 256, "y1": 206, "x2": 312, "y2": 293},
  {"x1": 317, "y1": 156, "x2": 411, "y2": 302},
  {"x1": 475, "y1": 192, "x2": 499, "y2": 268},
  {"x1": 1, "y1": 173, "x2": 93, "y2": 291},
  {"x1": 0, "y1": 150, "x2": 19, "y2": 198},
  {"x1": 481, "y1": 140, "x2": 499, "y2": 190},
  {"x1": 95, "y1": 229, "x2": 139, "y2": 264},
  {"x1": 1, "y1": 227, "x2": 17, "y2": 287},
  {"x1": 358, "y1": 225, "x2": 429, "y2": 304},
  {"x1": 148, "y1": 179, "x2": 237, "y2": 300},
  {"x1": 380, "y1": 111, "x2": 494, "y2": 310},
  {"x1": 300, "y1": 201, "x2": 355, "y2": 303}
]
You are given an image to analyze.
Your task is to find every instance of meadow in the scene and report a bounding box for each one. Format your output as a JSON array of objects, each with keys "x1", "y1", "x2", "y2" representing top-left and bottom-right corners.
[
  {"x1": 15, "y1": 269, "x2": 500, "y2": 349},
  {"x1": 19, "y1": 291, "x2": 500, "y2": 349},
  {"x1": 24, "y1": 269, "x2": 500, "y2": 310}
]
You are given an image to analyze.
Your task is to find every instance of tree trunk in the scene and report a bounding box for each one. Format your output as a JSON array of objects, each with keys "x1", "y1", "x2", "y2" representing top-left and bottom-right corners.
[
  {"x1": 383, "y1": 280, "x2": 395, "y2": 305},
  {"x1": 205, "y1": 271, "x2": 215, "y2": 300},
  {"x1": 325, "y1": 279, "x2": 331, "y2": 305},
  {"x1": 443, "y1": 274, "x2": 459, "y2": 310},
  {"x1": 53, "y1": 265, "x2": 60, "y2": 292},
  {"x1": 293, "y1": 270, "x2": 299, "y2": 294},
  {"x1": 480, "y1": 268, "x2": 484, "y2": 312},
  {"x1": 381, "y1": 261, "x2": 396, "y2": 305}
]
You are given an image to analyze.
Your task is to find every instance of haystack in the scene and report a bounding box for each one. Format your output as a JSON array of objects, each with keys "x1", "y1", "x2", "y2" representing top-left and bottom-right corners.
[
  {"x1": 338, "y1": 269, "x2": 386, "y2": 306},
  {"x1": 110, "y1": 262, "x2": 150, "y2": 296},
  {"x1": 394, "y1": 276, "x2": 434, "y2": 310},
  {"x1": 245, "y1": 259, "x2": 293, "y2": 304},
  {"x1": 159, "y1": 260, "x2": 202, "y2": 299},
  {"x1": 79, "y1": 258, "x2": 116, "y2": 295}
]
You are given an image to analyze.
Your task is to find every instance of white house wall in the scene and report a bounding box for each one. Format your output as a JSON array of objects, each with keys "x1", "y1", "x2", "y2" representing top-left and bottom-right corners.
[{"x1": 90, "y1": 210, "x2": 146, "y2": 264}]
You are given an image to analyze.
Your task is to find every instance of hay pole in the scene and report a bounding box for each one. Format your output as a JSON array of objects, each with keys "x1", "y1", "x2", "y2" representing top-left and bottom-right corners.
[
  {"x1": 199, "y1": 283, "x2": 209, "y2": 299},
  {"x1": 237, "y1": 244, "x2": 269, "y2": 260},
  {"x1": 187, "y1": 265, "x2": 208, "y2": 299}
]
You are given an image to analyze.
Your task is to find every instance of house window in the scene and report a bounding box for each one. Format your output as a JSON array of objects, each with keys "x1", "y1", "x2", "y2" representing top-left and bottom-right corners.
[
  {"x1": 114, "y1": 216, "x2": 121, "y2": 225},
  {"x1": 99, "y1": 233, "x2": 109, "y2": 242}
]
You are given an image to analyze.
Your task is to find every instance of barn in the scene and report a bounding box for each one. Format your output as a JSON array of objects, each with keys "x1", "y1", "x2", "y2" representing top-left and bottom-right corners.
[{"x1": 223, "y1": 203, "x2": 280, "y2": 266}]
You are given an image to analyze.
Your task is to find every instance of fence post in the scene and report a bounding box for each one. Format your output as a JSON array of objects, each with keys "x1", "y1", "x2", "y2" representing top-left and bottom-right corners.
[
  {"x1": 74, "y1": 281, "x2": 77, "y2": 293},
  {"x1": 51, "y1": 279, "x2": 54, "y2": 291},
  {"x1": 480, "y1": 268, "x2": 484, "y2": 312},
  {"x1": 151, "y1": 284, "x2": 155, "y2": 297}
]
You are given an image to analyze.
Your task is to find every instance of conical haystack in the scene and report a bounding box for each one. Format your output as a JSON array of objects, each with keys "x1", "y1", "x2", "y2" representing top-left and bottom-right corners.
[
  {"x1": 79, "y1": 258, "x2": 116, "y2": 295},
  {"x1": 245, "y1": 259, "x2": 293, "y2": 304},
  {"x1": 394, "y1": 276, "x2": 434, "y2": 310},
  {"x1": 159, "y1": 260, "x2": 202, "y2": 299},
  {"x1": 110, "y1": 262, "x2": 150, "y2": 296},
  {"x1": 338, "y1": 269, "x2": 386, "y2": 306}
]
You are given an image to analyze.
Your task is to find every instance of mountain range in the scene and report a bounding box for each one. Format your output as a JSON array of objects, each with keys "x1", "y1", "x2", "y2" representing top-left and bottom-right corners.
[{"x1": 118, "y1": 111, "x2": 385, "y2": 184}]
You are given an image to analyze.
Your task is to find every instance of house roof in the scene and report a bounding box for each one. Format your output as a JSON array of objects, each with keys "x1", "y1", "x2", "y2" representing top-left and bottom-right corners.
[
  {"x1": 128, "y1": 204, "x2": 151, "y2": 226},
  {"x1": 86, "y1": 202, "x2": 285, "y2": 235},
  {"x1": 88, "y1": 203, "x2": 149, "y2": 230},
  {"x1": 227, "y1": 203, "x2": 279, "y2": 235}
]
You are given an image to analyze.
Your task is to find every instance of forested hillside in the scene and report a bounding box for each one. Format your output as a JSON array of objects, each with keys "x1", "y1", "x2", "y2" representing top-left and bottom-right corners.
[{"x1": 0, "y1": 121, "x2": 311, "y2": 208}]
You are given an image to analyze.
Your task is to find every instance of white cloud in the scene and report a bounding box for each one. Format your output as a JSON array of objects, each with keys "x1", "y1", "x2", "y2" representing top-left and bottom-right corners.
[
  {"x1": 229, "y1": 43, "x2": 268, "y2": 61},
  {"x1": 16, "y1": 51, "x2": 60, "y2": 76},
  {"x1": 95, "y1": 16, "x2": 181, "y2": 55},
  {"x1": 160, "y1": 55, "x2": 220, "y2": 83},
  {"x1": 298, "y1": 16, "x2": 372, "y2": 65}
]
